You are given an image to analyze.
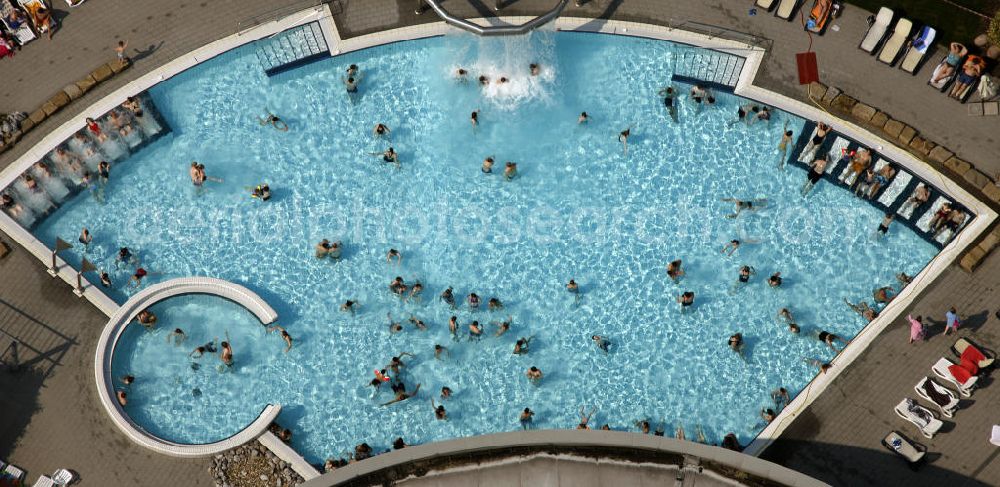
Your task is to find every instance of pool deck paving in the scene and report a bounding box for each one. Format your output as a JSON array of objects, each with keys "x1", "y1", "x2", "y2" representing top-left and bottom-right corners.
[{"x1": 1, "y1": 1, "x2": 1000, "y2": 486}]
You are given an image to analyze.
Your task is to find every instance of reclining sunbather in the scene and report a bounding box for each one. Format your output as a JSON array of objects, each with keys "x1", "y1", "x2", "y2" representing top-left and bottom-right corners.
[
  {"x1": 931, "y1": 43, "x2": 967, "y2": 84},
  {"x1": 950, "y1": 56, "x2": 984, "y2": 98}
]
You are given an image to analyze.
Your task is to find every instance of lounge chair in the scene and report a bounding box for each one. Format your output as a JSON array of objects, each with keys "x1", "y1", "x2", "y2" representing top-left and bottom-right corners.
[
  {"x1": 877, "y1": 18, "x2": 912, "y2": 65},
  {"x1": 805, "y1": 0, "x2": 834, "y2": 34},
  {"x1": 2, "y1": 464, "x2": 25, "y2": 481},
  {"x1": 51, "y1": 469, "x2": 75, "y2": 486},
  {"x1": 859, "y1": 7, "x2": 893, "y2": 54},
  {"x1": 952, "y1": 338, "x2": 994, "y2": 368},
  {"x1": 914, "y1": 376, "x2": 959, "y2": 417},
  {"x1": 929, "y1": 57, "x2": 962, "y2": 91},
  {"x1": 18, "y1": 0, "x2": 55, "y2": 37},
  {"x1": 882, "y1": 430, "x2": 926, "y2": 464},
  {"x1": 755, "y1": 0, "x2": 777, "y2": 12},
  {"x1": 31, "y1": 476, "x2": 56, "y2": 487},
  {"x1": 775, "y1": 0, "x2": 800, "y2": 20},
  {"x1": 932, "y1": 357, "x2": 977, "y2": 397},
  {"x1": 894, "y1": 398, "x2": 943, "y2": 439},
  {"x1": 900, "y1": 26, "x2": 935, "y2": 74},
  {"x1": 0, "y1": 0, "x2": 36, "y2": 45}
]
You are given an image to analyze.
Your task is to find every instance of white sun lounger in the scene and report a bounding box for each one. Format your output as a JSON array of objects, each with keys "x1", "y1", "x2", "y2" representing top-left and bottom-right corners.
[
  {"x1": 932, "y1": 357, "x2": 977, "y2": 397},
  {"x1": 826, "y1": 137, "x2": 851, "y2": 172},
  {"x1": 992, "y1": 425, "x2": 1000, "y2": 447},
  {"x1": 31, "y1": 476, "x2": 56, "y2": 487},
  {"x1": 878, "y1": 18, "x2": 912, "y2": 65},
  {"x1": 3, "y1": 464, "x2": 25, "y2": 481},
  {"x1": 900, "y1": 26, "x2": 935, "y2": 74},
  {"x1": 51, "y1": 469, "x2": 75, "y2": 486},
  {"x1": 0, "y1": 0, "x2": 36, "y2": 45},
  {"x1": 895, "y1": 398, "x2": 943, "y2": 439},
  {"x1": 915, "y1": 196, "x2": 949, "y2": 231},
  {"x1": 877, "y1": 169, "x2": 911, "y2": 206},
  {"x1": 914, "y1": 376, "x2": 959, "y2": 418},
  {"x1": 883, "y1": 430, "x2": 926, "y2": 463},
  {"x1": 775, "y1": 0, "x2": 800, "y2": 20},
  {"x1": 756, "y1": 0, "x2": 777, "y2": 11},
  {"x1": 860, "y1": 7, "x2": 893, "y2": 54}
]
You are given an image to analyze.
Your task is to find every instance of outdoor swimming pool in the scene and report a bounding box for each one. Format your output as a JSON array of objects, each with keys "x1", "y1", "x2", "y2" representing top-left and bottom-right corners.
[{"x1": 32, "y1": 31, "x2": 938, "y2": 462}]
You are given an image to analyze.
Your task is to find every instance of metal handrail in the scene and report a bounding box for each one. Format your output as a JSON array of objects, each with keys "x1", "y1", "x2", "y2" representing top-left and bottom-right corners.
[
  {"x1": 667, "y1": 18, "x2": 771, "y2": 49},
  {"x1": 236, "y1": 0, "x2": 326, "y2": 34},
  {"x1": 423, "y1": 0, "x2": 570, "y2": 36}
]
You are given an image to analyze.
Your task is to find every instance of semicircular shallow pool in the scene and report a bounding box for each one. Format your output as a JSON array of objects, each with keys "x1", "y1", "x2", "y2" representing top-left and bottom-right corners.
[{"x1": 35, "y1": 31, "x2": 936, "y2": 463}]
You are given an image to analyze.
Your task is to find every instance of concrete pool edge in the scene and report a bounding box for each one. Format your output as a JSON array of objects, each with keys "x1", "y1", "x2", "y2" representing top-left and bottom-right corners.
[
  {"x1": 0, "y1": 5, "x2": 992, "y2": 466},
  {"x1": 297, "y1": 430, "x2": 829, "y2": 487},
  {"x1": 93, "y1": 277, "x2": 282, "y2": 458}
]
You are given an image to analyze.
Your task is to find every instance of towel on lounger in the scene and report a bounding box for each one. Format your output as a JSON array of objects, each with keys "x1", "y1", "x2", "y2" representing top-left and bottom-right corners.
[
  {"x1": 949, "y1": 363, "x2": 974, "y2": 385},
  {"x1": 960, "y1": 357, "x2": 979, "y2": 375},
  {"x1": 961, "y1": 345, "x2": 987, "y2": 366}
]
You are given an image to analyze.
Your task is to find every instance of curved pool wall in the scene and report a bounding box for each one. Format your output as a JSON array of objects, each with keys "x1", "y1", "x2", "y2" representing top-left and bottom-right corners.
[
  {"x1": 94, "y1": 277, "x2": 281, "y2": 457},
  {"x1": 0, "y1": 6, "x2": 993, "y2": 460}
]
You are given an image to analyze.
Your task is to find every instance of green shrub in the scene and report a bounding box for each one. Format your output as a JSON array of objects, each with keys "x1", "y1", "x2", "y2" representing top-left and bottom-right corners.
[{"x1": 990, "y1": 10, "x2": 1000, "y2": 46}]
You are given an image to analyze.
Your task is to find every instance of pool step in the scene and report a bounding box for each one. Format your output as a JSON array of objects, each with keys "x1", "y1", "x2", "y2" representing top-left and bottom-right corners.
[
  {"x1": 255, "y1": 21, "x2": 330, "y2": 77},
  {"x1": 671, "y1": 49, "x2": 746, "y2": 91},
  {"x1": 787, "y1": 121, "x2": 970, "y2": 248}
]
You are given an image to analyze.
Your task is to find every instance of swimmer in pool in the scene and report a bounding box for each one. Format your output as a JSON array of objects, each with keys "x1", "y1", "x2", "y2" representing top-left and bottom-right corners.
[
  {"x1": 666, "y1": 259, "x2": 684, "y2": 281},
  {"x1": 619, "y1": 127, "x2": 632, "y2": 155},
  {"x1": 470, "y1": 110, "x2": 480, "y2": 128},
  {"x1": 340, "y1": 300, "x2": 358, "y2": 314},
  {"x1": 578, "y1": 112, "x2": 589, "y2": 124},
  {"x1": 873, "y1": 285, "x2": 896, "y2": 304},
  {"x1": 386, "y1": 248, "x2": 402, "y2": 264},
  {"x1": 777, "y1": 308, "x2": 794, "y2": 324},
  {"x1": 381, "y1": 147, "x2": 399, "y2": 167},
  {"x1": 526, "y1": 366, "x2": 543, "y2": 384},
  {"x1": 520, "y1": 407, "x2": 534, "y2": 429},
  {"x1": 577, "y1": 406, "x2": 596, "y2": 430},
  {"x1": 468, "y1": 320, "x2": 483, "y2": 340},
  {"x1": 815, "y1": 330, "x2": 848, "y2": 352},
  {"x1": 504, "y1": 162, "x2": 517, "y2": 181},
  {"x1": 258, "y1": 111, "x2": 289, "y2": 132},
  {"x1": 657, "y1": 86, "x2": 678, "y2": 121},
  {"x1": 728, "y1": 332, "x2": 744, "y2": 355},
  {"x1": 434, "y1": 343, "x2": 449, "y2": 360},
  {"x1": 267, "y1": 324, "x2": 293, "y2": 353},
  {"x1": 432, "y1": 398, "x2": 447, "y2": 420},
  {"x1": 373, "y1": 123, "x2": 391, "y2": 138},
  {"x1": 482, "y1": 156, "x2": 494, "y2": 173},
  {"x1": 768, "y1": 272, "x2": 782, "y2": 287},
  {"x1": 530, "y1": 63, "x2": 540, "y2": 76},
  {"x1": 137, "y1": 309, "x2": 157, "y2": 329},
  {"x1": 592, "y1": 335, "x2": 610, "y2": 354},
  {"x1": 844, "y1": 298, "x2": 878, "y2": 322},
  {"x1": 448, "y1": 316, "x2": 458, "y2": 337},
  {"x1": 456, "y1": 68, "x2": 468, "y2": 81},
  {"x1": 495, "y1": 316, "x2": 512, "y2": 336},
  {"x1": 407, "y1": 315, "x2": 427, "y2": 331},
  {"x1": 220, "y1": 340, "x2": 233, "y2": 366},
  {"x1": 166, "y1": 327, "x2": 186, "y2": 346},
  {"x1": 722, "y1": 197, "x2": 767, "y2": 218},
  {"x1": 466, "y1": 293, "x2": 481, "y2": 309},
  {"x1": 488, "y1": 297, "x2": 503, "y2": 311},
  {"x1": 514, "y1": 336, "x2": 533, "y2": 355},
  {"x1": 382, "y1": 383, "x2": 420, "y2": 406},
  {"x1": 737, "y1": 265, "x2": 755, "y2": 285},
  {"x1": 407, "y1": 282, "x2": 424, "y2": 302},
  {"x1": 388, "y1": 314, "x2": 404, "y2": 334},
  {"x1": 566, "y1": 279, "x2": 579, "y2": 293},
  {"x1": 440, "y1": 287, "x2": 456, "y2": 308},
  {"x1": 676, "y1": 291, "x2": 695, "y2": 311},
  {"x1": 722, "y1": 239, "x2": 741, "y2": 256},
  {"x1": 441, "y1": 386, "x2": 452, "y2": 399}
]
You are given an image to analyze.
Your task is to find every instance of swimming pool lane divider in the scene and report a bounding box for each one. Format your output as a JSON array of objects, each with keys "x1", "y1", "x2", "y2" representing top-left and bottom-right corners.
[
  {"x1": 93, "y1": 277, "x2": 283, "y2": 458},
  {"x1": 0, "y1": 7, "x2": 994, "y2": 465}
]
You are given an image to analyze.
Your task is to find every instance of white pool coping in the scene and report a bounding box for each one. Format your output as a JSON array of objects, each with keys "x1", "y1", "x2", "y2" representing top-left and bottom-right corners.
[
  {"x1": 93, "y1": 277, "x2": 280, "y2": 457},
  {"x1": 0, "y1": 6, "x2": 992, "y2": 465},
  {"x1": 258, "y1": 430, "x2": 322, "y2": 480}
]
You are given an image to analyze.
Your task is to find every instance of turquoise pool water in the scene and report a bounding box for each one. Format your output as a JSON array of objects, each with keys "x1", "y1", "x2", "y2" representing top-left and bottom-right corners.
[{"x1": 33, "y1": 32, "x2": 936, "y2": 462}]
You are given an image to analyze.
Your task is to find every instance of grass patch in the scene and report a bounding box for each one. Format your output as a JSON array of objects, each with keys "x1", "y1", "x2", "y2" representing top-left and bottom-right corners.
[{"x1": 844, "y1": 0, "x2": 998, "y2": 45}]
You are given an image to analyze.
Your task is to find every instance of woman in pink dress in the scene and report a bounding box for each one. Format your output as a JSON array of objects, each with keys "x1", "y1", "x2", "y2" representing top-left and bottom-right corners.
[{"x1": 908, "y1": 315, "x2": 925, "y2": 344}]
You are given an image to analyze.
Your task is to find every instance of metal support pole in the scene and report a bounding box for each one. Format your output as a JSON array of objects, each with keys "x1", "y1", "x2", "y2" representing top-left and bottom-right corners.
[
  {"x1": 73, "y1": 271, "x2": 85, "y2": 297},
  {"x1": 47, "y1": 249, "x2": 58, "y2": 277}
]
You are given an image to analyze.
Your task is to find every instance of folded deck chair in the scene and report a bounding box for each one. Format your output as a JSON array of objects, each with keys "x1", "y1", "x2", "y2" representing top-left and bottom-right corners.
[
  {"x1": 900, "y1": 26, "x2": 935, "y2": 74},
  {"x1": 952, "y1": 338, "x2": 994, "y2": 368},
  {"x1": 932, "y1": 357, "x2": 977, "y2": 397},
  {"x1": 0, "y1": 0, "x2": 36, "y2": 45},
  {"x1": 860, "y1": 7, "x2": 893, "y2": 53},
  {"x1": 894, "y1": 398, "x2": 943, "y2": 439},
  {"x1": 18, "y1": 0, "x2": 55, "y2": 35},
  {"x1": 878, "y1": 18, "x2": 912, "y2": 65},
  {"x1": 756, "y1": 0, "x2": 777, "y2": 11},
  {"x1": 805, "y1": 0, "x2": 834, "y2": 33},
  {"x1": 883, "y1": 430, "x2": 926, "y2": 463},
  {"x1": 775, "y1": 0, "x2": 800, "y2": 20},
  {"x1": 914, "y1": 376, "x2": 959, "y2": 417}
]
